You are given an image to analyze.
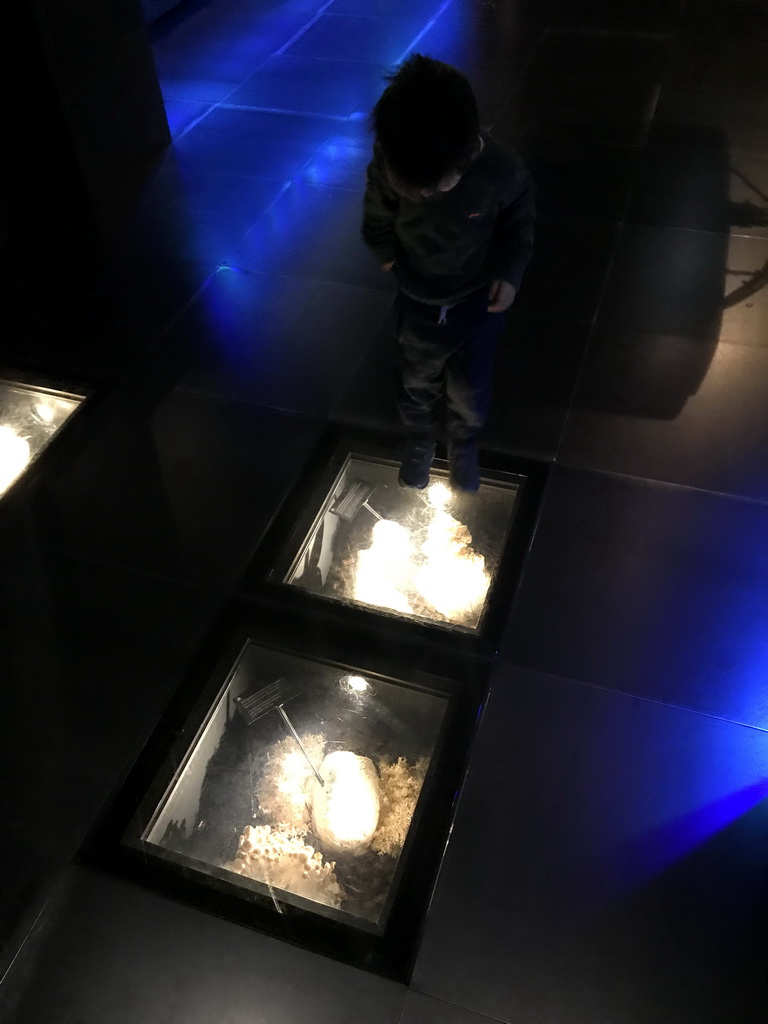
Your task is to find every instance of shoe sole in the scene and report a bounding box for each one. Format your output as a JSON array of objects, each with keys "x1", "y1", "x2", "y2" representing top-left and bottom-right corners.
[{"x1": 398, "y1": 475, "x2": 429, "y2": 490}]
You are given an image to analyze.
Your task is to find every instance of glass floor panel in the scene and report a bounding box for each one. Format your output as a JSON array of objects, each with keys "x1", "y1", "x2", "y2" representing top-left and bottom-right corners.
[
  {"x1": 283, "y1": 455, "x2": 519, "y2": 633},
  {"x1": 129, "y1": 642, "x2": 448, "y2": 931}
]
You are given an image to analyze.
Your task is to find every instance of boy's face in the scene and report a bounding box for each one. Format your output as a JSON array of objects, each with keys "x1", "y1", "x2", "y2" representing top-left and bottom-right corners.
[
  {"x1": 384, "y1": 136, "x2": 481, "y2": 200},
  {"x1": 421, "y1": 168, "x2": 463, "y2": 197}
]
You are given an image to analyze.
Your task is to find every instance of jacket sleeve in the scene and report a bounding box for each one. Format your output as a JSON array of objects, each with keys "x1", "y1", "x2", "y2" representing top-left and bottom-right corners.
[
  {"x1": 362, "y1": 145, "x2": 399, "y2": 265},
  {"x1": 491, "y1": 153, "x2": 536, "y2": 290}
]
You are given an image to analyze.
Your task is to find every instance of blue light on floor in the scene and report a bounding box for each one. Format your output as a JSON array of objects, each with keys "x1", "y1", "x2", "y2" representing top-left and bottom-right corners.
[
  {"x1": 584, "y1": 716, "x2": 768, "y2": 909},
  {"x1": 395, "y1": 0, "x2": 455, "y2": 64},
  {"x1": 300, "y1": 134, "x2": 370, "y2": 188},
  {"x1": 153, "y1": 0, "x2": 462, "y2": 324},
  {"x1": 202, "y1": 263, "x2": 274, "y2": 364}
]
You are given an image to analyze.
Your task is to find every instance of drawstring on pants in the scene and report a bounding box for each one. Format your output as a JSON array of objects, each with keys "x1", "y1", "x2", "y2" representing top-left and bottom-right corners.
[{"x1": 438, "y1": 305, "x2": 450, "y2": 325}]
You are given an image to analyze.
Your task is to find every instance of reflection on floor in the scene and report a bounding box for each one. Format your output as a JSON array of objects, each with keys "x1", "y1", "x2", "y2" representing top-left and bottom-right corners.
[{"x1": 2, "y1": 0, "x2": 768, "y2": 1021}]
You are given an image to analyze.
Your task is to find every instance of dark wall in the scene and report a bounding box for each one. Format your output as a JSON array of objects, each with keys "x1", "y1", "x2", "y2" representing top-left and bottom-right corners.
[
  {"x1": 3, "y1": 0, "x2": 170, "y2": 290},
  {"x1": 3, "y1": 2, "x2": 92, "y2": 291},
  {"x1": 25, "y1": 0, "x2": 171, "y2": 204}
]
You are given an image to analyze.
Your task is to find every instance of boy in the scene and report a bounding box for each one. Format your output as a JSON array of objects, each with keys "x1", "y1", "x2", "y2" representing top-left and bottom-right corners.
[{"x1": 362, "y1": 54, "x2": 535, "y2": 492}]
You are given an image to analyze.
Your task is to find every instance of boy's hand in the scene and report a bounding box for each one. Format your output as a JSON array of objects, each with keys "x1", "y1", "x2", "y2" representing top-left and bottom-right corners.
[
  {"x1": 382, "y1": 261, "x2": 395, "y2": 272},
  {"x1": 488, "y1": 279, "x2": 517, "y2": 312}
]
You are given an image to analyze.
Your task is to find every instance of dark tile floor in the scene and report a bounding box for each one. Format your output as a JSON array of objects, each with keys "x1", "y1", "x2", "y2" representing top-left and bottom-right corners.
[{"x1": 2, "y1": 0, "x2": 768, "y2": 1021}]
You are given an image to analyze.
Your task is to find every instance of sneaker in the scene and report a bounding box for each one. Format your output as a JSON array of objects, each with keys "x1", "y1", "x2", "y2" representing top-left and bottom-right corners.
[
  {"x1": 449, "y1": 439, "x2": 480, "y2": 493},
  {"x1": 398, "y1": 436, "x2": 436, "y2": 489}
]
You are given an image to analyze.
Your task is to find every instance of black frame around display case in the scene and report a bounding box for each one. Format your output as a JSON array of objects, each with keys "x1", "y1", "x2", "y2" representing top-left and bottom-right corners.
[
  {"x1": 80, "y1": 602, "x2": 488, "y2": 981},
  {"x1": 244, "y1": 427, "x2": 547, "y2": 657}
]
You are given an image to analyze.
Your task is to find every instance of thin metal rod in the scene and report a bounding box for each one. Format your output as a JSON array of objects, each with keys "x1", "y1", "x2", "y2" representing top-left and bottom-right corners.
[
  {"x1": 277, "y1": 705, "x2": 324, "y2": 786},
  {"x1": 363, "y1": 501, "x2": 383, "y2": 521}
]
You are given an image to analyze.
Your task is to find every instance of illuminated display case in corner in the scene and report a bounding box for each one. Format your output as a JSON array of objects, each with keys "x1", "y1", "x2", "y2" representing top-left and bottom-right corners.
[
  {"x1": 81, "y1": 613, "x2": 482, "y2": 980},
  {"x1": 246, "y1": 430, "x2": 546, "y2": 650},
  {"x1": 0, "y1": 380, "x2": 83, "y2": 496}
]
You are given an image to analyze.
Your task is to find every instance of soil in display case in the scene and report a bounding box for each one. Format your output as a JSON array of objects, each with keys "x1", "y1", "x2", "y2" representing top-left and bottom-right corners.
[
  {"x1": 283, "y1": 455, "x2": 519, "y2": 632},
  {"x1": 0, "y1": 380, "x2": 82, "y2": 495},
  {"x1": 131, "y1": 643, "x2": 448, "y2": 930}
]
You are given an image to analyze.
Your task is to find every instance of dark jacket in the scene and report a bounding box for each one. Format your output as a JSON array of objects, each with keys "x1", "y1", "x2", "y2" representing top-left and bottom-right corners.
[{"x1": 362, "y1": 132, "x2": 535, "y2": 305}]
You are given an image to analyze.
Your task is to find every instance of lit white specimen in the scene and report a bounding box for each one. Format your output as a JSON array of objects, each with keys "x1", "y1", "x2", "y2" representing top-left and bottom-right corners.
[
  {"x1": 415, "y1": 509, "x2": 489, "y2": 620},
  {"x1": 351, "y1": 481, "x2": 491, "y2": 624},
  {"x1": 354, "y1": 519, "x2": 414, "y2": 614},
  {"x1": 0, "y1": 426, "x2": 31, "y2": 495},
  {"x1": 427, "y1": 480, "x2": 451, "y2": 508},
  {"x1": 311, "y1": 751, "x2": 381, "y2": 853},
  {"x1": 346, "y1": 675, "x2": 369, "y2": 692}
]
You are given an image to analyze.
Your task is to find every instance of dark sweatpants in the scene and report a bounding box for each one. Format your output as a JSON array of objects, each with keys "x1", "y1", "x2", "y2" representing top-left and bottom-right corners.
[{"x1": 395, "y1": 288, "x2": 506, "y2": 444}]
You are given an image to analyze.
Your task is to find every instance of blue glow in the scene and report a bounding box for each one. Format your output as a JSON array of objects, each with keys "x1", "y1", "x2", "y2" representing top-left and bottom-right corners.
[
  {"x1": 395, "y1": 0, "x2": 456, "y2": 64},
  {"x1": 570, "y1": 714, "x2": 768, "y2": 914},
  {"x1": 154, "y1": 0, "x2": 463, "y2": 292},
  {"x1": 274, "y1": 0, "x2": 336, "y2": 56},
  {"x1": 219, "y1": 103, "x2": 351, "y2": 123},
  {"x1": 199, "y1": 262, "x2": 274, "y2": 366},
  {"x1": 622, "y1": 777, "x2": 768, "y2": 880},
  {"x1": 299, "y1": 134, "x2": 369, "y2": 188}
]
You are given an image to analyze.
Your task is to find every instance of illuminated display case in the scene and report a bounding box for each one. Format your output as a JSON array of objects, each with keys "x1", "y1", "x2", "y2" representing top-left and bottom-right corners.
[
  {"x1": 83, "y1": 609, "x2": 483, "y2": 979},
  {"x1": 0, "y1": 379, "x2": 83, "y2": 496},
  {"x1": 247, "y1": 429, "x2": 545, "y2": 652}
]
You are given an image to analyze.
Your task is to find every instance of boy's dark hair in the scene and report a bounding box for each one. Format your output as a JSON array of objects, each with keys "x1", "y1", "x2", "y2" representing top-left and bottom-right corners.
[{"x1": 372, "y1": 54, "x2": 479, "y2": 191}]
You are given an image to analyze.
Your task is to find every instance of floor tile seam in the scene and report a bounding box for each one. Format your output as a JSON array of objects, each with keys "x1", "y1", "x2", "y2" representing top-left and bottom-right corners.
[
  {"x1": 664, "y1": 66, "x2": 768, "y2": 93},
  {"x1": 218, "y1": 259, "x2": 391, "y2": 297},
  {"x1": 724, "y1": 225, "x2": 768, "y2": 243},
  {"x1": 391, "y1": 987, "x2": 410, "y2": 1024},
  {"x1": 0, "y1": 870, "x2": 68, "y2": 990},
  {"x1": 172, "y1": 32, "x2": 332, "y2": 144},
  {"x1": 656, "y1": 78, "x2": 768, "y2": 102},
  {"x1": 623, "y1": 211, "x2": 768, "y2": 244},
  {"x1": 496, "y1": 656, "x2": 768, "y2": 736},
  {"x1": 275, "y1": 0, "x2": 337, "y2": 56},
  {"x1": 201, "y1": 263, "x2": 393, "y2": 301},
  {"x1": 548, "y1": 454, "x2": 768, "y2": 511},
  {"x1": 231, "y1": 120, "x2": 364, "y2": 218},
  {"x1": 172, "y1": 92, "x2": 245, "y2": 142},
  {"x1": 393, "y1": 0, "x2": 455, "y2": 65},
  {"x1": 266, "y1": 53, "x2": 423, "y2": 68},
  {"x1": 653, "y1": 101, "x2": 768, "y2": 130},
  {"x1": 148, "y1": 0, "x2": 325, "y2": 46},
  {"x1": 160, "y1": 168, "x2": 303, "y2": 187},
  {"x1": 321, "y1": 9, "x2": 434, "y2": 20},
  {"x1": 293, "y1": 179, "x2": 365, "y2": 194},
  {"x1": 222, "y1": 188, "x2": 362, "y2": 257},
  {"x1": 668, "y1": 38, "x2": 768, "y2": 63},
  {"x1": 216, "y1": 101, "x2": 359, "y2": 122},
  {"x1": 401, "y1": 987, "x2": 508, "y2": 1024},
  {"x1": 695, "y1": 333, "x2": 768, "y2": 353},
  {"x1": 256, "y1": 51, "x2": 385, "y2": 65},
  {"x1": 583, "y1": 313, "x2": 768, "y2": 350},
  {"x1": 171, "y1": 382, "x2": 331, "y2": 425},
  {"x1": 216, "y1": 259, "x2": 394, "y2": 300}
]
